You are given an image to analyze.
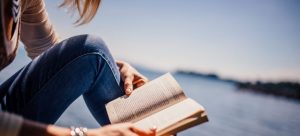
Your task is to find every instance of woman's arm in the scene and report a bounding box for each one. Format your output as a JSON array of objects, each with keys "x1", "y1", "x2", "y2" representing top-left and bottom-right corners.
[
  {"x1": 20, "y1": 0, "x2": 60, "y2": 59},
  {"x1": 19, "y1": 119, "x2": 156, "y2": 136},
  {"x1": 0, "y1": 112, "x2": 154, "y2": 136}
]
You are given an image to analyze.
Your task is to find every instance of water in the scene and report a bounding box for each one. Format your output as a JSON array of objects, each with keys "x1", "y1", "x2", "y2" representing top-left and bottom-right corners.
[{"x1": 1, "y1": 47, "x2": 300, "y2": 136}]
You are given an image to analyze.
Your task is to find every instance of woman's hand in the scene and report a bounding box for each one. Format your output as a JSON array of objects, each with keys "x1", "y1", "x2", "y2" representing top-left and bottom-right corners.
[
  {"x1": 87, "y1": 123, "x2": 156, "y2": 136},
  {"x1": 116, "y1": 60, "x2": 148, "y2": 95}
]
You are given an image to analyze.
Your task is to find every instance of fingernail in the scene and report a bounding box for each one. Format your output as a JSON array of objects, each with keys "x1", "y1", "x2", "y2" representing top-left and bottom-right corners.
[
  {"x1": 126, "y1": 88, "x2": 131, "y2": 94},
  {"x1": 151, "y1": 126, "x2": 157, "y2": 130}
]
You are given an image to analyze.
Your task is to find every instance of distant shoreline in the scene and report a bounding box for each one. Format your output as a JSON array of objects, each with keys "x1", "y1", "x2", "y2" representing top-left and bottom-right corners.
[{"x1": 176, "y1": 70, "x2": 300, "y2": 100}]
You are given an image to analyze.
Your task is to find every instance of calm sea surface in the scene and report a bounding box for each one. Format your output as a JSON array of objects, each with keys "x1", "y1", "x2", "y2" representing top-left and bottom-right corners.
[{"x1": 1, "y1": 47, "x2": 300, "y2": 136}]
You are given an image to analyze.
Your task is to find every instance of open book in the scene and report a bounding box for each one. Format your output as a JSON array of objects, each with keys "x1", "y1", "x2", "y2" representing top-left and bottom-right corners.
[{"x1": 105, "y1": 73, "x2": 208, "y2": 135}]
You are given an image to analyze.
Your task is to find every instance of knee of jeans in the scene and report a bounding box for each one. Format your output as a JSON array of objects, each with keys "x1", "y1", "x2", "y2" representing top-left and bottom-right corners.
[
  {"x1": 82, "y1": 34, "x2": 111, "y2": 55},
  {"x1": 82, "y1": 34, "x2": 119, "y2": 79}
]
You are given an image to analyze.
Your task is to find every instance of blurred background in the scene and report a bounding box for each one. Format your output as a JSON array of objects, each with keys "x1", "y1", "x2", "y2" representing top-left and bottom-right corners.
[{"x1": 1, "y1": 0, "x2": 300, "y2": 136}]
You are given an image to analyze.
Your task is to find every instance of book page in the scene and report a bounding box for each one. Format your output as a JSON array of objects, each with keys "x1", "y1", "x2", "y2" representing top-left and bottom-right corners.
[
  {"x1": 106, "y1": 73, "x2": 186, "y2": 123},
  {"x1": 133, "y1": 98, "x2": 208, "y2": 135}
]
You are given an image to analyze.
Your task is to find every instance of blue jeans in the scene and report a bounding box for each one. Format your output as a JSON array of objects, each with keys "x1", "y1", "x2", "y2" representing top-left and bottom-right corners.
[{"x1": 0, "y1": 34, "x2": 124, "y2": 125}]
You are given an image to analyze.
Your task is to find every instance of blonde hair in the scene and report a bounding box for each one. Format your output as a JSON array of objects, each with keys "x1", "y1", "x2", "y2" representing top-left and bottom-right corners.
[{"x1": 60, "y1": 0, "x2": 101, "y2": 25}]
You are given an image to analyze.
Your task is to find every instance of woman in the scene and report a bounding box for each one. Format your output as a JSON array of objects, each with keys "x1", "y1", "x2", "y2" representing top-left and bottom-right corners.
[{"x1": 0, "y1": 0, "x2": 156, "y2": 135}]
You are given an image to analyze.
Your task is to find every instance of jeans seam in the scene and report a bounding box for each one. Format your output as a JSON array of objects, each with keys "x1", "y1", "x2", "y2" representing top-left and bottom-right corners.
[{"x1": 90, "y1": 49, "x2": 123, "y2": 93}]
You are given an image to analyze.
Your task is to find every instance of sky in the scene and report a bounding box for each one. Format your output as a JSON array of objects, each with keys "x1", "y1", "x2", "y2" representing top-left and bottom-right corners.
[{"x1": 44, "y1": 0, "x2": 300, "y2": 82}]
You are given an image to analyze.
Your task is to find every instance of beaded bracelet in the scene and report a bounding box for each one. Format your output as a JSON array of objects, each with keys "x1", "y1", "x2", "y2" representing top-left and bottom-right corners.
[{"x1": 70, "y1": 126, "x2": 88, "y2": 136}]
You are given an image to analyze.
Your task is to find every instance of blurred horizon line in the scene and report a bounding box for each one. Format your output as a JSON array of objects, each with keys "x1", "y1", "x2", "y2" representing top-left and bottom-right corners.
[{"x1": 122, "y1": 58, "x2": 300, "y2": 84}]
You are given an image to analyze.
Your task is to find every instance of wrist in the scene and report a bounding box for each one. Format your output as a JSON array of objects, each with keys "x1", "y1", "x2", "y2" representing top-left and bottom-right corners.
[
  {"x1": 47, "y1": 125, "x2": 70, "y2": 136},
  {"x1": 70, "y1": 126, "x2": 88, "y2": 136},
  {"x1": 85, "y1": 128, "x2": 101, "y2": 136}
]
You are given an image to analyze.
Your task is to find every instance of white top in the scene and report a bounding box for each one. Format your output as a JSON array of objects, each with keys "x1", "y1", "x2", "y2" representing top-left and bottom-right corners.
[{"x1": 20, "y1": 0, "x2": 59, "y2": 59}]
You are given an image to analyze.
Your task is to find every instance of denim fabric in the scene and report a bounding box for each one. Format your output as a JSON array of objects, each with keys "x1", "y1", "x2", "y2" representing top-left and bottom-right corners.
[{"x1": 0, "y1": 34, "x2": 124, "y2": 125}]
